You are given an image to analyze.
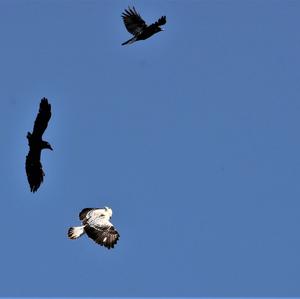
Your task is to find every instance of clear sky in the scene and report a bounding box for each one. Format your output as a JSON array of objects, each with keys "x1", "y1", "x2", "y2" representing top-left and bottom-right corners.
[{"x1": 0, "y1": 0, "x2": 300, "y2": 297}]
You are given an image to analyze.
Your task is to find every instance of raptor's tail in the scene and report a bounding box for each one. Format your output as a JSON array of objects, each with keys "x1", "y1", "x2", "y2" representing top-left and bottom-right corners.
[{"x1": 68, "y1": 226, "x2": 85, "y2": 239}]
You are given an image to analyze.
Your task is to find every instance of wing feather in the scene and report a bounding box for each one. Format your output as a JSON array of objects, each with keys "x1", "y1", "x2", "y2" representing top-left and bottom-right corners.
[
  {"x1": 122, "y1": 6, "x2": 147, "y2": 35},
  {"x1": 154, "y1": 16, "x2": 166, "y2": 27},
  {"x1": 25, "y1": 150, "x2": 44, "y2": 192},
  {"x1": 32, "y1": 98, "x2": 51, "y2": 139},
  {"x1": 79, "y1": 208, "x2": 95, "y2": 221},
  {"x1": 85, "y1": 225, "x2": 120, "y2": 249}
]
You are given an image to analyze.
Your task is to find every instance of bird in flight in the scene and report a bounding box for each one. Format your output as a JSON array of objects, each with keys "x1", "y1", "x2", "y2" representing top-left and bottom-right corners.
[
  {"x1": 26, "y1": 98, "x2": 53, "y2": 193},
  {"x1": 121, "y1": 6, "x2": 166, "y2": 45},
  {"x1": 68, "y1": 207, "x2": 120, "y2": 249}
]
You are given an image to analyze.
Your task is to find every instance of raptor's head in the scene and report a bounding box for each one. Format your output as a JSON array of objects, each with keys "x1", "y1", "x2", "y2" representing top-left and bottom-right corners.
[
  {"x1": 104, "y1": 207, "x2": 113, "y2": 218},
  {"x1": 42, "y1": 141, "x2": 53, "y2": 151}
]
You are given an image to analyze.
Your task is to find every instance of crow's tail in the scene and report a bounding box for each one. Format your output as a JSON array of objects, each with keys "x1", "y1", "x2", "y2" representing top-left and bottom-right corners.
[{"x1": 122, "y1": 36, "x2": 137, "y2": 46}]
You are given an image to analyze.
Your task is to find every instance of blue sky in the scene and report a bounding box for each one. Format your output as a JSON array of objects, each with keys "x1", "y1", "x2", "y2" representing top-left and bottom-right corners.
[{"x1": 0, "y1": 0, "x2": 300, "y2": 296}]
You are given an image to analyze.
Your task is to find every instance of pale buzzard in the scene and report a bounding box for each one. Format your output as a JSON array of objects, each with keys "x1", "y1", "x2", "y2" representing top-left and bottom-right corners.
[{"x1": 68, "y1": 207, "x2": 120, "y2": 249}]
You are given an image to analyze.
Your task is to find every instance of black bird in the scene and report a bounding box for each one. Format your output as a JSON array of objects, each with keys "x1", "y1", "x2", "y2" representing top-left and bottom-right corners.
[
  {"x1": 121, "y1": 6, "x2": 166, "y2": 45},
  {"x1": 26, "y1": 98, "x2": 53, "y2": 193}
]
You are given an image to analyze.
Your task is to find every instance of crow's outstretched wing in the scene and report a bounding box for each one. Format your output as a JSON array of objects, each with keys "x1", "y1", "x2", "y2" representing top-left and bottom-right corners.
[
  {"x1": 25, "y1": 150, "x2": 44, "y2": 192},
  {"x1": 85, "y1": 224, "x2": 120, "y2": 249},
  {"x1": 32, "y1": 98, "x2": 51, "y2": 139},
  {"x1": 122, "y1": 6, "x2": 147, "y2": 36}
]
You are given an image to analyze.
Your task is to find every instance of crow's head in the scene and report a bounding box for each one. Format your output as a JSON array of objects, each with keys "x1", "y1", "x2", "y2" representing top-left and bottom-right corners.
[{"x1": 155, "y1": 27, "x2": 164, "y2": 34}]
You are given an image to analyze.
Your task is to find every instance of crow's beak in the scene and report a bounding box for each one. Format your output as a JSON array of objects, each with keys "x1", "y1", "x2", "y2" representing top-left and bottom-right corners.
[{"x1": 49, "y1": 146, "x2": 53, "y2": 151}]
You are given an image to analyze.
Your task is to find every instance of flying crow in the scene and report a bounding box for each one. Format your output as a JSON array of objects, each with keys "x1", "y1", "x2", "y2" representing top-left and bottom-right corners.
[
  {"x1": 26, "y1": 98, "x2": 52, "y2": 193},
  {"x1": 121, "y1": 6, "x2": 166, "y2": 45},
  {"x1": 68, "y1": 207, "x2": 120, "y2": 249}
]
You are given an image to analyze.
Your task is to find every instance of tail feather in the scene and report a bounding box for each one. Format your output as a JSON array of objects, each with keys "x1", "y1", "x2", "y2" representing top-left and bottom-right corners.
[
  {"x1": 68, "y1": 226, "x2": 85, "y2": 239},
  {"x1": 122, "y1": 36, "x2": 137, "y2": 46}
]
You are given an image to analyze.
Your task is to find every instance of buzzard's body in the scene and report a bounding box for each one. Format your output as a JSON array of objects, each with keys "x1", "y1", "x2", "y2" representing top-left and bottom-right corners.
[
  {"x1": 26, "y1": 98, "x2": 52, "y2": 192},
  {"x1": 68, "y1": 207, "x2": 120, "y2": 249},
  {"x1": 121, "y1": 7, "x2": 166, "y2": 45}
]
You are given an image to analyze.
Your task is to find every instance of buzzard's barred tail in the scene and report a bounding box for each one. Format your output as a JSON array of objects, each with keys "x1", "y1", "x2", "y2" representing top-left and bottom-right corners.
[{"x1": 68, "y1": 226, "x2": 85, "y2": 239}]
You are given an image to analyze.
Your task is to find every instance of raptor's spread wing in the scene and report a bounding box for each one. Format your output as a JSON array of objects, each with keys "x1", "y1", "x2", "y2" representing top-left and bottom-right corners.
[
  {"x1": 25, "y1": 150, "x2": 44, "y2": 192},
  {"x1": 32, "y1": 98, "x2": 51, "y2": 139},
  {"x1": 85, "y1": 224, "x2": 120, "y2": 249},
  {"x1": 79, "y1": 208, "x2": 95, "y2": 221},
  {"x1": 85, "y1": 216, "x2": 119, "y2": 249}
]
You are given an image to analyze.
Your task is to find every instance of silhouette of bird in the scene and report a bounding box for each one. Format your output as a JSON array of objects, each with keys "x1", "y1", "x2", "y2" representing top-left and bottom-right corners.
[
  {"x1": 26, "y1": 98, "x2": 53, "y2": 193},
  {"x1": 68, "y1": 207, "x2": 120, "y2": 249},
  {"x1": 121, "y1": 6, "x2": 166, "y2": 45}
]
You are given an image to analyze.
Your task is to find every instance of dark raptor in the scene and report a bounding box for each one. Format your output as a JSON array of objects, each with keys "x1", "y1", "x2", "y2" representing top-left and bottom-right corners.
[{"x1": 26, "y1": 98, "x2": 53, "y2": 192}]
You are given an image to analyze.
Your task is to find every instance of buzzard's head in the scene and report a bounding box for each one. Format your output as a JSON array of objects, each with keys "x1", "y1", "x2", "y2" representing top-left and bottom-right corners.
[{"x1": 104, "y1": 207, "x2": 113, "y2": 218}]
